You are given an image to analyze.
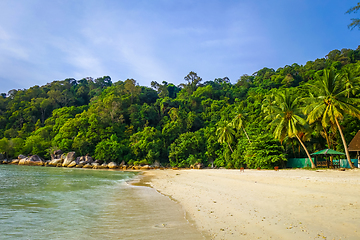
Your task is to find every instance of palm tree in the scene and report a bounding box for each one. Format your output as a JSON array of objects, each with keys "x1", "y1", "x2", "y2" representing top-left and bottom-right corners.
[
  {"x1": 342, "y1": 68, "x2": 360, "y2": 98},
  {"x1": 265, "y1": 90, "x2": 316, "y2": 168},
  {"x1": 231, "y1": 111, "x2": 251, "y2": 143},
  {"x1": 304, "y1": 68, "x2": 360, "y2": 168},
  {"x1": 216, "y1": 121, "x2": 235, "y2": 153}
]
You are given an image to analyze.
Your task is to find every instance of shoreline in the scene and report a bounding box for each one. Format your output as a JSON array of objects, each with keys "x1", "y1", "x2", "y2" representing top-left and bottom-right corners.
[{"x1": 142, "y1": 168, "x2": 360, "y2": 240}]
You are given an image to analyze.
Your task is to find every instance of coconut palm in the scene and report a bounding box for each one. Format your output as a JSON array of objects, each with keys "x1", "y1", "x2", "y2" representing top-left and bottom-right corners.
[
  {"x1": 216, "y1": 121, "x2": 235, "y2": 153},
  {"x1": 342, "y1": 68, "x2": 360, "y2": 98},
  {"x1": 231, "y1": 111, "x2": 251, "y2": 143},
  {"x1": 304, "y1": 68, "x2": 360, "y2": 168},
  {"x1": 265, "y1": 89, "x2": 316, "y2": 168}
]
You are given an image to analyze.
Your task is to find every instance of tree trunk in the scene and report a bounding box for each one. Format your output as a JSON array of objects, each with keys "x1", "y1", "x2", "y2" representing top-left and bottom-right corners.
[
  {"x1": 227, "y1": 142, "x2": 233, "y2": 153},
  {"x1": 242, "y1": 127, "x2": 251, "y2": 144},
  {"x1": 295, "y1": 134, "x2": 316, "y2": 168},
  {"x1": 335, "y1": 118, "x2": 354, "y2": 168}
]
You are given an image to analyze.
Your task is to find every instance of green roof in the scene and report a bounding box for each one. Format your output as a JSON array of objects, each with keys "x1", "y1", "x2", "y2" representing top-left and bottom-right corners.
[{"x1": 311, "y1": 149, "x2": 345, "y2": 155}]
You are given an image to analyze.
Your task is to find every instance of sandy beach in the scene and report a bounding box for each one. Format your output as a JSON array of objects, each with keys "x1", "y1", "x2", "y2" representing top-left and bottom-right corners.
[{"x1": 142, "y1": 168, "x2": 360, "y2": 240}]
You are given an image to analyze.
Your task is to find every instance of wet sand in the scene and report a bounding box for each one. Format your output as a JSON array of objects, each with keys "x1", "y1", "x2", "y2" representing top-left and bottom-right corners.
[{"x1": 143, "y1": 168, "x2": 360, "y2": 240}]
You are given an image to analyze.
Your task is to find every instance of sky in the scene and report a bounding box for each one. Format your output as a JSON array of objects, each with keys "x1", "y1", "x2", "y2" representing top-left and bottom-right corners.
[{"x1": 0, "y1": 0, "x2": 359, "y2": 93}]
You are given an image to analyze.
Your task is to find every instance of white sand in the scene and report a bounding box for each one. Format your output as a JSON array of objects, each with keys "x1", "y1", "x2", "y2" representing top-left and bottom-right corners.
[{"x1": 143, "y1": 168, "x2": 360, "y2": 240}]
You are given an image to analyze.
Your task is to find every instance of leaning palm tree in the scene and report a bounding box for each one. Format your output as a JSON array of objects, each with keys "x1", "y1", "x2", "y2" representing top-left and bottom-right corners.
[
  {"x1": 216, "y1": 121, "x2": 235, "y2": 153},
  {"x1": 304, "y1": 68, "x2": 360, "y2": 168},
  {"x1": 265, "y1": 89, "x2": 316, "y2": 168},
  {"x1": 231, "y1": 111, "x2": 251, "y2": 143}
]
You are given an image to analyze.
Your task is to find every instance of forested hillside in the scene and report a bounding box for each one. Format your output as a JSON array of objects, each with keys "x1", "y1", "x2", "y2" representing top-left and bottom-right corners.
[{"x1": 1, "y1": 47, "x2": 360, "y2": 169}]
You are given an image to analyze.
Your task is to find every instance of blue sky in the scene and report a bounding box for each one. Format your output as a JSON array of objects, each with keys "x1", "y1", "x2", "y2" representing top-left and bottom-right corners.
[{"x1": 0, "y1": 0, "x2": 359, "y2": 93}]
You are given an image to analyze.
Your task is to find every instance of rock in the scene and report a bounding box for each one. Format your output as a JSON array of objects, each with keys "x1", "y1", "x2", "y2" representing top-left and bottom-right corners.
[
  {"x1": 75, "y1": 163, "x2": 84, "y2": 168},
  {"x1": 79, "y1": 160, "x2": 86, "y2": 165},
  {"x1": 29, "y1": 155, "x2": 42, "y2": 162},
  {"x1": 19, "y1": 158, "x2": 27, "y2": 165},
  {"x1": 60, "y1": 153, "x2": 66, "y2": 161},
  {"x1": 49, "y1": 158, "x2": 63, "y2": 166},
  {"x1": 119, "y1": 160, "x2": 125, "y2": 167},
  {"x1": 153, "y1": 160, "x2": 160, "y2": 168},
  {"x1": 195, "y1": 163, "x2": 204, "y2": 169},
  {"x1": 11, "y1": 159, "x2": 19, "y2": 164},
  {"x1": 2, "y1": 159, "x2": 9, "y2": 164},
  {"x1": 99, "y1": 163, "x2": 108, "y2": 169},
  {"x1": 84, "y1": 155, "x2": 93, "y2": 163},
  {"x1": 67, "y1": 161, "x2": 77, "y2": 168},
  {"x1": 91, "y1": 162, "x2": 100, "y2": 169},
  {"x1": 108, "y1": 162, "x2": 118, "y2": 169},
  {"x1": 62, "y1": 152, "x2": 76, "y2": 167},
  {"x1": 140, "y1": 165, "x2": 150, "y2": 170},
  {"x1": 95, "y1": 159, "x2": 104, "y2": 165},
  {"x1": 83, "y1": 163, "x2": 93, "y2": 168},
  {"x1": 18, "y1": 154, "x2": 26, "y2": 160}
]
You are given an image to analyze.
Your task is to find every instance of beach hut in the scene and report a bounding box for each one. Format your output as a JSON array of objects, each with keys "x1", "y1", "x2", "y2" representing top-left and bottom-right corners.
[
  {"x1": 348, "y1": 130, "x2": 360, "y2": 165},
  {"x1": 311, "y1": 149, "x2": 345, "y2": 168}
]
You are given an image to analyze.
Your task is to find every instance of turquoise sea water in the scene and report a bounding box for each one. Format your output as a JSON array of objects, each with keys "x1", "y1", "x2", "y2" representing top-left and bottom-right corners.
[{"x1": 0, "y1": 165, "x2": 205, "y2": 240}]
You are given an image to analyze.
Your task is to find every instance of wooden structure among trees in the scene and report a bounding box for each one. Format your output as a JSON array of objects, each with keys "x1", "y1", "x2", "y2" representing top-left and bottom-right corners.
[
  {"x1": 311, "y1": 149, "x2": 345, "y2": 168},
  {"x1": 348, "y1": 130, "x2": 360, "y2": 166}
]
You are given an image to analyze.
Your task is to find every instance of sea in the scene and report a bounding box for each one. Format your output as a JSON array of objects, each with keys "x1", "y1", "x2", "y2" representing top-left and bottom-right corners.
[{"x1": 0, "y1": 164, "x2": 206, "y2": 240}]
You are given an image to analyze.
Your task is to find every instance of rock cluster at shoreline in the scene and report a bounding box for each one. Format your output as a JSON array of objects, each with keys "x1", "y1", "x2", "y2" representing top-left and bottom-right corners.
[{"x1": 0, "y1": 151, "x2": 181, "y2": 170}]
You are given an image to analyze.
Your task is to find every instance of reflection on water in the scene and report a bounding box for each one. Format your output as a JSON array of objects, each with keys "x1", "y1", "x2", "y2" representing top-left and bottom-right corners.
[{"x1": 0, "y1": 165, "x2": 205, "y2": 240}]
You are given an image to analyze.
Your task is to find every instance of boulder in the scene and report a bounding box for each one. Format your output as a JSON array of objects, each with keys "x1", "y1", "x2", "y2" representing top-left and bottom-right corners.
[
  {"x1": 194, "y1": 163, "x2": 204, "y2": 169},
  {"x1": 108, "y1": 162, "x2": 118, "y2": 169},
  {"x1": 91, "y1": 162, "x2": 100, "y2": 169},
  {"x1": 101, "y1": 163, "x2": 108, "y2": 168},
  {"x1": 119, "y1": 160, "x2": 125, "y2": 167},
  {"x1": 79, "y1": 160, "x2": 86, "y2": 165},
  {"x1": 95, "y1": 159, "x2": 104, "y2": 165},
  {"x1": 54, "y1": 149, "x2": 63, "y2": 155},
  {"x1": 29, "y1": 155, "x2": 42, "y2": 162},
  {"x1": 18, "y1": 154, "x2": 26, "y2": 160},
  {"x1": 49, "y1": 158, "x2": 63, "y2": 166},
  {"x1": 11, "y1": 159, "x2": 20, "y2": 164},
  {"x1": 83, "y1": 163, "x2": 93, "y2": 169},
  {"x1": 140, "y1": 165, "x2": 151, "y2": 170},
  {"x1": 153, "y1": 160, "x2": 160, "y2": 168},
  {"x1": 84, "y1": 155, "x2": 94, "y2": 163},
  {"x1": 62, "y1": 152, "x2": 76, "y2": 167},
  {"x1": 19, "y1": 158, "x2": 27, "y2": 165},
  {"x1": 67, "y1": 161, "x2": 77, "y2": 168},
  {"x1": 75, "y1": 163, "x2": 84, "y2": 168}
]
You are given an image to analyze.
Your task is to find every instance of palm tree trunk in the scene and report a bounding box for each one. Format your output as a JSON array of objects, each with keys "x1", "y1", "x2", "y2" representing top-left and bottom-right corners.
[
  {"x1": 323, "y1": 127, "x2": 331, "y2": 149},
  {"x1": 334, "y1": 117, "x2": 354, "y2": 168},
  {"x1": 227, "y1": 142, "x2": 233, "y2": 153},
  {"x1": 242, "y1": 127, "x2": 251, "y2": 144},
  {"x1": 295, "y1": 134, "x2": 315, "y2": 168}
]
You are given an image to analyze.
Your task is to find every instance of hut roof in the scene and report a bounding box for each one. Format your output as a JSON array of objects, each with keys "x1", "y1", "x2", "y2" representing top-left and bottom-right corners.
[
  {"x1": 348, "y1": 130, "x2": 360, "y2": 151},
  {"x1": 311, "y1": 149, "x2": 345, "y2": 155}
]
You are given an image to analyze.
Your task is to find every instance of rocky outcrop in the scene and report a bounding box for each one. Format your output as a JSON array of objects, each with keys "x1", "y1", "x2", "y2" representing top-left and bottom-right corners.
[
  {"x1": 62, "y1": 152, "x2": 76, "y2": 167},
  {"x1": 47, "y1": 158, "x2": 63, "y2": 166},
  {"x1": 18, "y1": 154, "x2": 26, "y2": 160},
  {"x1": 11, "y1": 159, "x2": 19, "y2": 164},
  {"x1": 67, "y1": 161, "x2": 77, "y2": 168},
  {"x1": 91, "y1": 162, "x2": 100, "y2": 169},
  {"x1": 108, "y1": 162, "x2": 118, "y2": 169},
  {"x1": 51, "y1": 150, "x2": 63, "y2": 160},
  {"x1": 83, "y1": 163, "x2": 93, "y2": 168}
]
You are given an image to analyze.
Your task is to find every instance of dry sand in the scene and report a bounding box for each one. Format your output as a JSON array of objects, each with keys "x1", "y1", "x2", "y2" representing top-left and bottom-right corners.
[{"x1": 142, "y1": 168, "x2": 360, "y2": 240}]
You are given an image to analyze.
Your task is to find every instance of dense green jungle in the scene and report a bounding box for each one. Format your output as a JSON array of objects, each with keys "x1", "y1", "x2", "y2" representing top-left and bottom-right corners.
[{"x1": 1, "y1": 46, "x2": 360, "y2": 169}]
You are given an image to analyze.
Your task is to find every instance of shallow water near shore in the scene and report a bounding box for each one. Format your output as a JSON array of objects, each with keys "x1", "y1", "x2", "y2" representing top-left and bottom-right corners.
[{"x1": 0, "y1": 165, "x2": 205, "y2": 240}]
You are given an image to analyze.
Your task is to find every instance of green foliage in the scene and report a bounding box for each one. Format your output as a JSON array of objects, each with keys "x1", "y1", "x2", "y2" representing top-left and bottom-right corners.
[
  {"x1": 244, "y1": 134, "x2": 287, "y2": 169},
  {"x1": 0, "y1": 50, "x2": 360, "y2": 169},
  {"x1": 169, "y1": 130, "x2": 206, "y2": 167},
  {"x1": 94, "y1": 134, "x2": 124, "y2": 163}
]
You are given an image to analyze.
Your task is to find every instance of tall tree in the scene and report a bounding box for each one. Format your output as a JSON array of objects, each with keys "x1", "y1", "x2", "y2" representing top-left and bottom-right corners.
[
  {"x1": 216, "y1": 121, "x2": 235, "y2": 153},
  {"x1": 265, "y1": 90, "x2": 316, "y2": 168},
  {"x1": 231, "y1": 111, "x2": 251, "y2": 143},
  {"x1": 304, "y1": 68, "x2": 360, "y2": 168}
]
